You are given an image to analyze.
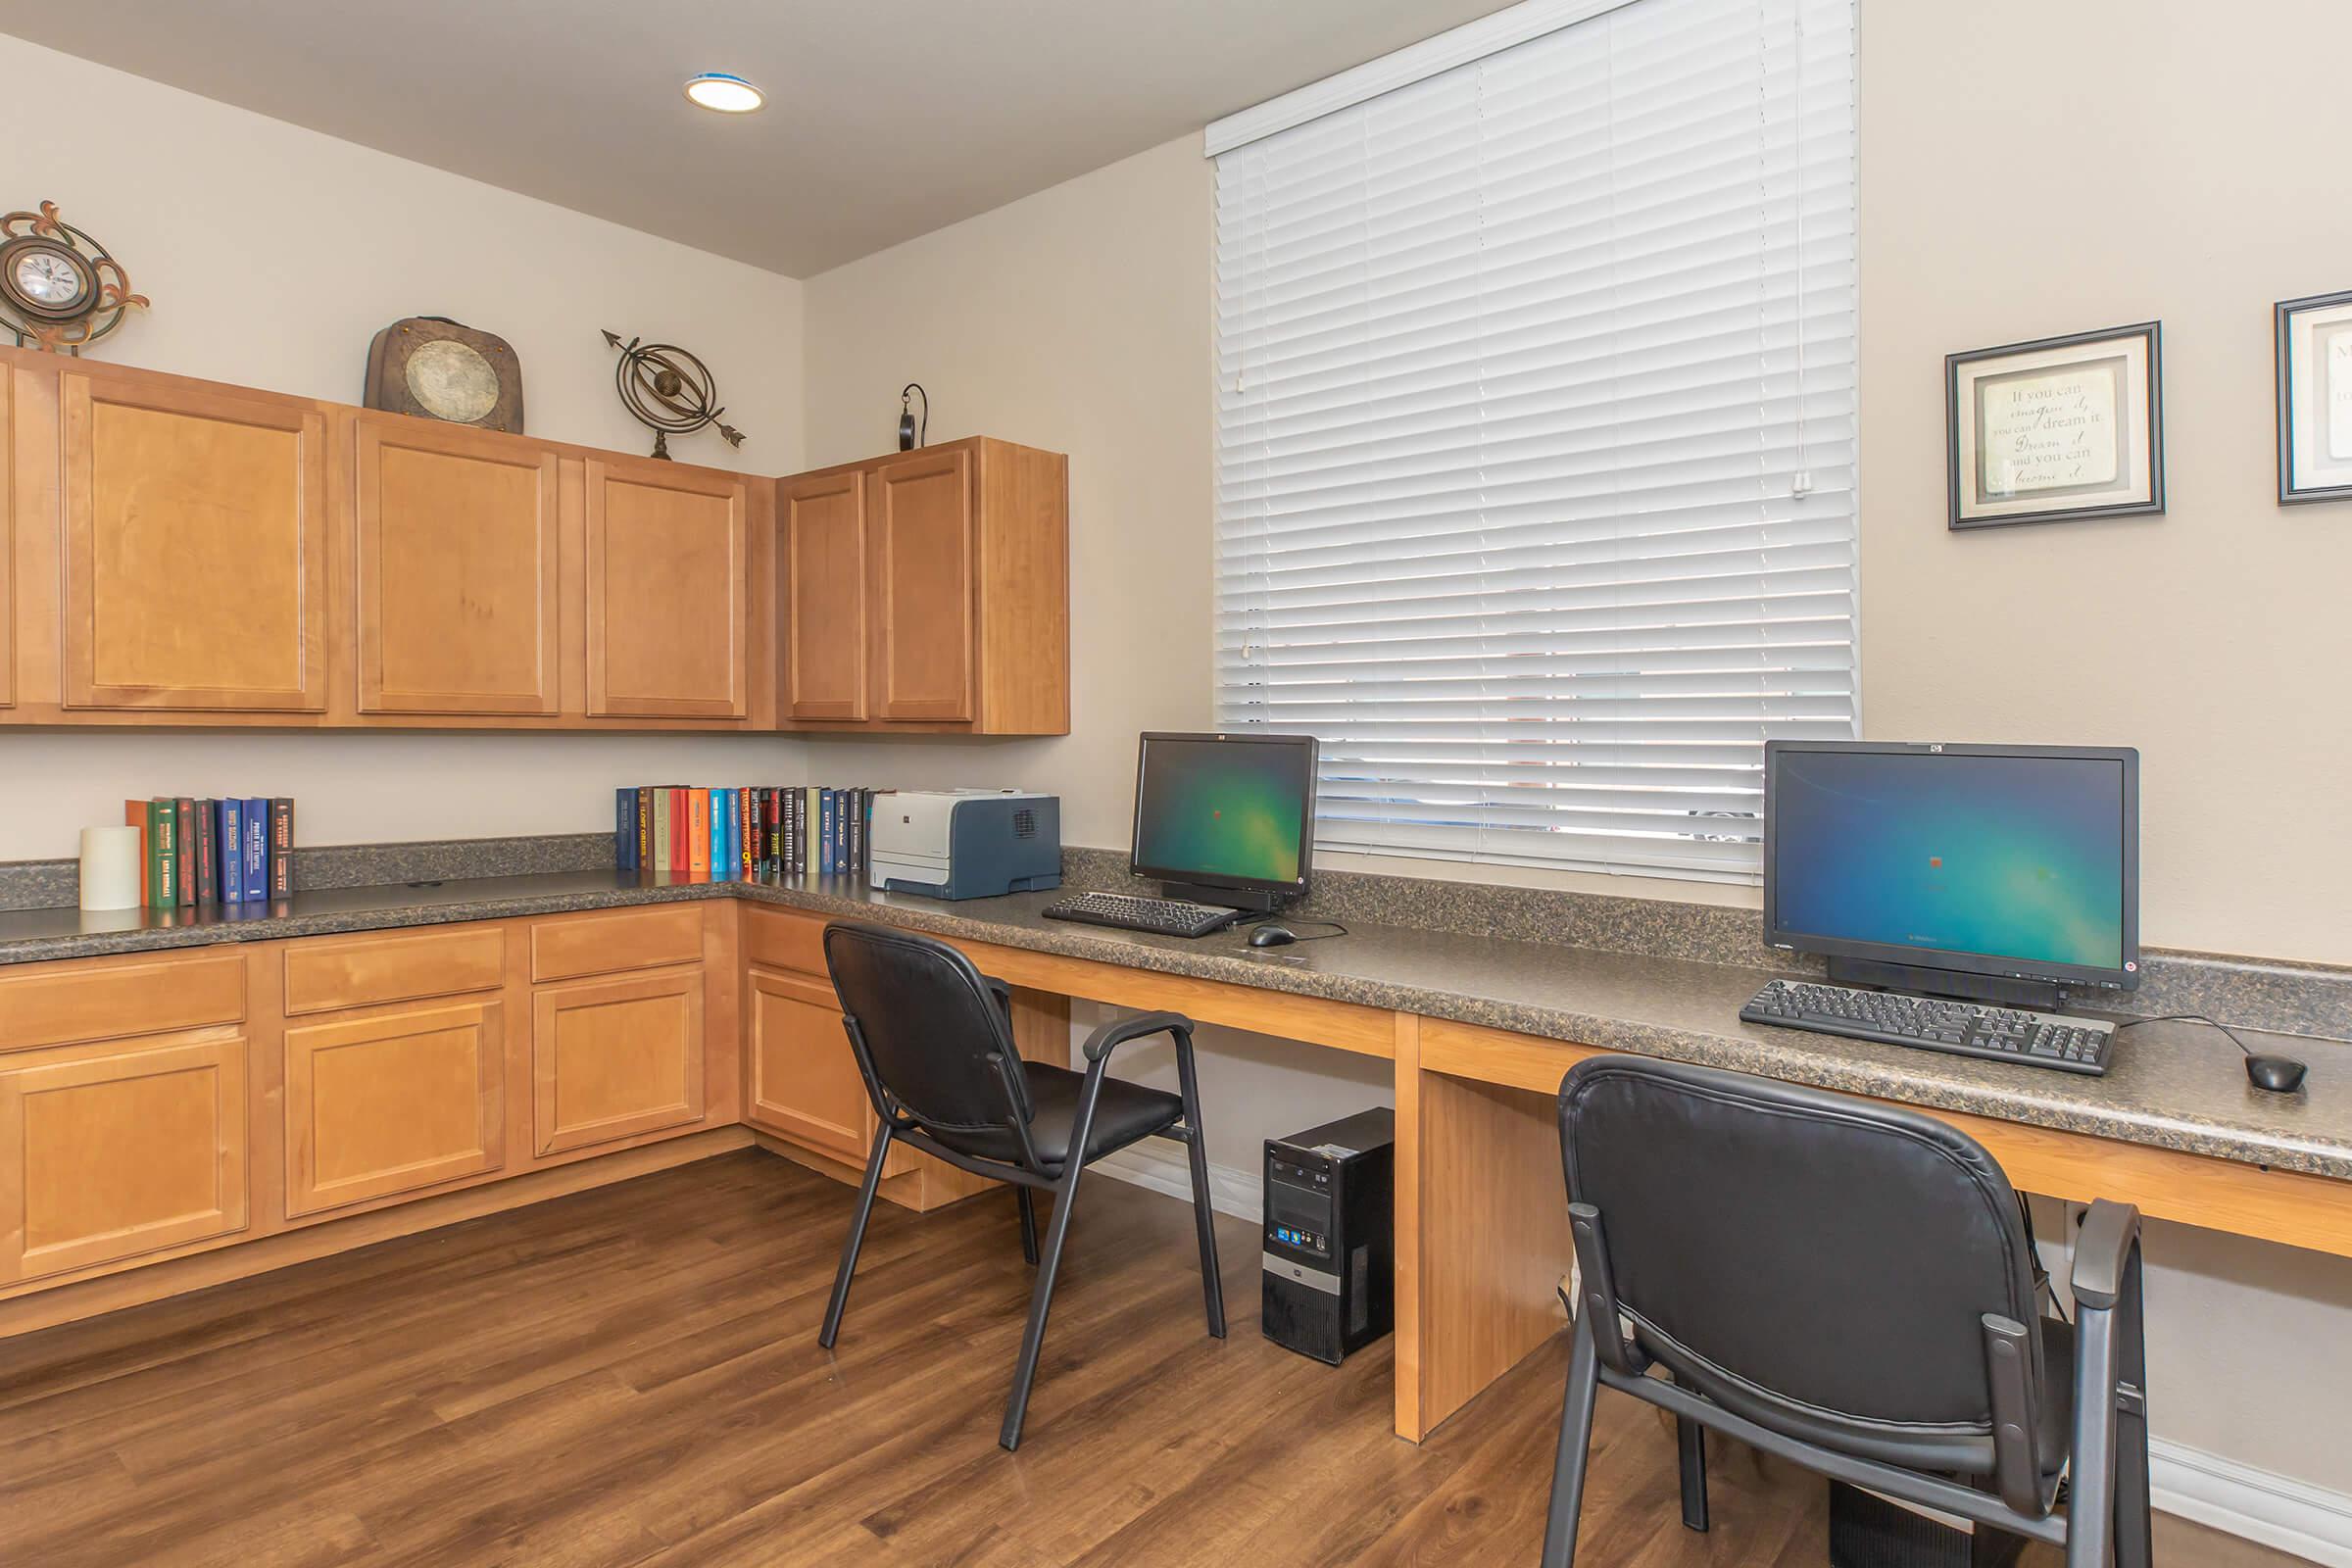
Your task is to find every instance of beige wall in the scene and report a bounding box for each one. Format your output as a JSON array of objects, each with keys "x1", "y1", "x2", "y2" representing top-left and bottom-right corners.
[
  {"x1": 801, "y1": 135, "x2": 1218, "y2": 839},
  {"x1": 1860, "y1": 0, "x2": 2352, "y2": 967},
  {"x1": 0, "y1": 35, "x2": 808, "y2": 858},
  {"x1": 797, "y1": 0, "x2": 2352, "y2": 1506}
]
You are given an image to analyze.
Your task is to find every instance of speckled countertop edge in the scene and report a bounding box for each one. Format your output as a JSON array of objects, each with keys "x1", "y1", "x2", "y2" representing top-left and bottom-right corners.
[{"x1": 1, "y1": 865, "x2": 2344, "y2": 1183}]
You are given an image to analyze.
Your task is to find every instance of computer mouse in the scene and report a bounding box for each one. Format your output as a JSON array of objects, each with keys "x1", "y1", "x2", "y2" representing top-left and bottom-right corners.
[
  {"x1": 2246, "y1": 1054, "x2": 2309, "y2": 1094},
  {"x1": 1249, "y1": 924, "x2": 1298, "y2": 949}
]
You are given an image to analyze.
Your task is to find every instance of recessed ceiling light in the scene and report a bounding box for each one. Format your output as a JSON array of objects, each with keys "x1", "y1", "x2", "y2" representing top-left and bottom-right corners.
[{"x1": 684, "y1": 73, "x2": 763, "y2": 114}]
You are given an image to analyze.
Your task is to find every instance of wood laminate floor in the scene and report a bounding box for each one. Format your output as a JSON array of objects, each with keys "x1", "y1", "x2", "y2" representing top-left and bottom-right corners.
[{"x1": 0, "y1": 1149, "x2": 2303, "y2": 1566}]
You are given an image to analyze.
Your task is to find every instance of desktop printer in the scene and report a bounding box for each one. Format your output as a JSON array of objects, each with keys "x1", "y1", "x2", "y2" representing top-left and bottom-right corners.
[{"x1": 867, "y1": 791, "x2": 1061, "y2": 901}]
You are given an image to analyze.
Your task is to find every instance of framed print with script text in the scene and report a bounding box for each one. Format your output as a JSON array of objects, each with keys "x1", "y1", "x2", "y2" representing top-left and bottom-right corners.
[
  {"x1": 1946, "y1": 321, "x2": 2164, "y2": 530},
  {"x1": 2277, "y1": 289, "x2": 2352, "y2": 505}
]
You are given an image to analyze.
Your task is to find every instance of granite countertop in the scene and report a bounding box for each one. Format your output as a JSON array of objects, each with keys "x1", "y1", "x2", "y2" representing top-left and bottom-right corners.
[{"x1": 4, "y1": 869, "x2": 2346, "y2": 1182}]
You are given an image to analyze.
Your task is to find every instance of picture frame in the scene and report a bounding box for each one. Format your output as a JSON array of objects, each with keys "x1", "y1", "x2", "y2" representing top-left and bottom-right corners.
[
  {"x1": 1945, "y1": 321, "x2": 2164, "y2": 530},
  {"x1": 2276, "y1": 288, "x2": 2352, "y2": 505}
]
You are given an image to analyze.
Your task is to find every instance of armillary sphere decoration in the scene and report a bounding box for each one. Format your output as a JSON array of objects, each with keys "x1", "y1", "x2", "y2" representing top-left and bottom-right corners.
[
  {"x1": 601, "y1": 329, "x2": 746, "y2": 461},
  {"x1": 1, "y1": 201, "x2": 149, "y2": 354}
]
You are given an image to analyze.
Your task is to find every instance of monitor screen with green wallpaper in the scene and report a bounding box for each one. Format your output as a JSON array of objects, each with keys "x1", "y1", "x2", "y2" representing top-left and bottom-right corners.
[
  {"x1": 1763, "y1": 741, "x2": 2138, "y2": 990},
  {"x1": 1132, "y1": 732, "x2": 1318, "y2": 898}
]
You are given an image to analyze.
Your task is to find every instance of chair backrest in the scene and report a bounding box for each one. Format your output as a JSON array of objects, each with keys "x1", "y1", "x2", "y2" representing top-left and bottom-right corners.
[
  {"x1": 1558, "y1": 1055, "x2": 2043, "y2": 1472},
  {"x1": 823, "y1": 922, "x2": 1033, "y2": 1150}
]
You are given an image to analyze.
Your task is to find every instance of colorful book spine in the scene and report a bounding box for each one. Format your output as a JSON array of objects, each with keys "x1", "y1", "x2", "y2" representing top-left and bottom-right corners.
[
  {"x1": 148, "y1": 798, "x2": 178, "y2": 909},
  {"x1": 819, "y1": 789, "x2": 835, "y2": 875},
  {"x1": 270, "y1": 799, "x2": 294, "y2": 897},
  {"x1": 193, "y1": 800, "x2": 218, "y2": 906},
  {"x1": 122, "y1": 801, "x2": 148, "y2": 906},
  {"x1": 714, "y1": 788, "x2": 734, "y2": 882},
  {"x1": 672, "y1": 788, "x2": 690, "y2": 873},
  {"x1": 833, "y1": 789, "x2": 849, "y2": 875},
  {"x1": 217, "y1": 799, "x2": 245, "y2": 906},
  {"x1": 848, "y1": 788, "x2": 865, "y2": 878},
  {"x1": 762, "y1": 788, "x2": 780, "y2": 876},
  {"x1": 741, "y1": 789, "x2": 757, "y2": 879},
  {"x1": 242, "y1": 798, "x2": 270, "y2": 903},
  {"x1": 637, "y1": 787, "x2": 654, "y2": 872},
  {"x1": 653, "y1": 788, "x2": 672, "y2": 873},
  {"x1": 689, "y1": 790, "x2": 711, "y2": 881},
  {"x1": 174, "y1": 798, "x2": 197, "y2": 907},
  {"x1": 616, "y1": 787, "x2": 639, "y2": 871},
  {"x1": 801, "y1": 787, "x2": 815, "y2": 876}
]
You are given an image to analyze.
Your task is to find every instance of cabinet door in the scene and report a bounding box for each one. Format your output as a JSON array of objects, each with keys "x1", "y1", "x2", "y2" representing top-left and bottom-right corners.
[
  {"x1": 0, "y1": 1031, "x2": 249, "y2": 1284},
  {"x1": 746, "y1": 967, "x2": 874, "y2": 1163},
  {"x1": 870, "y1": 448, "x2": 975, "y2": 722},
  {"x1": 356, "y1": 416, "x2": 560, "y2": 715},
  {"x1": 584, "y1": 458, "x2": 748, "y2": 719},
  {"x1": 532, "y1": 969, "x2": 706, "y2": 1155},
  {"x1": 283, "y1": 1002, "x2": 505, "y2": 1217},
  {"x1": 779, "y1": 467, "x2": 868, "y2": 720},
  {"x1": 0, "y1": 368, "x2": 13, "y2": 710},
  {"x1": 60, "y1": 372, "x2": 327, "y2": 711}
]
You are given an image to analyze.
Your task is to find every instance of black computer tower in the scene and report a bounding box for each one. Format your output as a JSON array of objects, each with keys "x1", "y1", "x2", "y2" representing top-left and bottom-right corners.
[{"x1": 1261, "y1": 1107, "x2": 1395, "y2": 1365}]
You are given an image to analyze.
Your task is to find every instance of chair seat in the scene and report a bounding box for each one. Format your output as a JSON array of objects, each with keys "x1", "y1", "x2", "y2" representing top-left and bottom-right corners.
[{"x1": 927, "y1": 1061, "x2": 1185, "y2": 1170}]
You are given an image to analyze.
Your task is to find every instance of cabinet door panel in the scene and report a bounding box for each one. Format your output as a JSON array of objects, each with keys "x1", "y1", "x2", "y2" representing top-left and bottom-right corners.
[
  {"x1": 61, "y1": 373, "x2": 326, "y2": 711},
  {"x1": 1, "y1": 368, "x2": 12, "y2": 709},
  {"x1": 780, "y1": 468, "x2": 867, "y2": 720},
  {"x1": 585, "y1": 459, "x2": 747, "y2": 719},
  {"x1": 871, "y1": 450, "x2": 974, "y2": 722},
  {"x1": 283, "y1": 1002, "x2": 504, "y2": 1217},
  {"x1": 746, "y1": 967, "x2": 873, "y2": 1163},
  {"x1": 357, "y1": 416, "x2": 560, "y2": 715},
  {"x1": 532, "y1": 970, "x2": 706, "y2": 1155},
  {"x1": 0, "y1": 1031, "x2": 249, "y2": 1283}
]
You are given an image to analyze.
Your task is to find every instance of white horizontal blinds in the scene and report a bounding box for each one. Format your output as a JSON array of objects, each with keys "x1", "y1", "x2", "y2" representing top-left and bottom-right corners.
[{"x1": 1214, "y1": 0, "x2": 1857, "y2": 881}]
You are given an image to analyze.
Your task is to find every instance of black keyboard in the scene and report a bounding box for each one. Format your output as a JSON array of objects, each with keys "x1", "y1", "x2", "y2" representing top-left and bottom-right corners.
[
  {"x1": 1043, "y1": 891, "x2": 1243, "y2": 939},
  {"x1": 1740, "y1": 978, "x2": 2116, "y2": 1076}
]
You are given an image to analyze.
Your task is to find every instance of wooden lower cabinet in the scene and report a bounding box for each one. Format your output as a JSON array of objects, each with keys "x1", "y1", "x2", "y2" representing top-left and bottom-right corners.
[
  {"x1": 283, "y1": 1001, "x2": 505, "y2": 1217},
  {"x1": 0, "y1": 1030, "x2": 249, "y2": 1284},
  {"x1": 746, "y1": 965, "x2": 878, "y2": 1165},
  {"x1": 532, "y1": 969, "x2": 708, "y2": 1155}
]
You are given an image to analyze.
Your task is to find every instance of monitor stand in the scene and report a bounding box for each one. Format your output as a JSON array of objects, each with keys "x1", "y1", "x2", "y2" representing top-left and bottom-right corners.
[
  {"x1": 1159, "y1": 879, "x2": 1282, "y2": 915},
  {"x1": 1827, "y1": 956, "x2": 2062, "y2": 1014}
]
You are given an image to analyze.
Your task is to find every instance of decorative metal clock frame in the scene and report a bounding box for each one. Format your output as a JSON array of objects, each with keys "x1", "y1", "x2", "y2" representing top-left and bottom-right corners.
[
  {"x1": 0, "y1": 202, "x2": 148, "y2": 354},
  {"x1": 601, "y1": 329, "x2": 746, "y2": 460}
]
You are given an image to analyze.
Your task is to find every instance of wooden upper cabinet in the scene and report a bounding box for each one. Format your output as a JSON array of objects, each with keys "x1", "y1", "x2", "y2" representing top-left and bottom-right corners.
[
  {"x1": 60, "y1": 371, "x2": 327, "y2": 712},
  {"x1": 780, "y1": 466, "x2": 868, "y2": 721},
  {"x1": 355, "y1": 415, "x2": 561, "y2": 715},
  {"x1": 584, "y1": 457, "x2": 748, "y2": 719},
  {"x1": 870, "y1": 448, "x2": 976, "y2": 722},
  {"x1": 0, "y1": 368, "x2": 13, "y2": 710},
  {"x1": 775, "y1": 438, "x2": 1067, "y2": 736}
]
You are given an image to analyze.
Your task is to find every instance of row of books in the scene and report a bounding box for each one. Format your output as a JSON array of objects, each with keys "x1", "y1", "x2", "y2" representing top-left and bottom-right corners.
[
  {"x1": 615, "y1": 786, "x2": 891, "y2": 882},
  {"x1": 123, "y1": 797, "x2": 294, "y2": 909}
]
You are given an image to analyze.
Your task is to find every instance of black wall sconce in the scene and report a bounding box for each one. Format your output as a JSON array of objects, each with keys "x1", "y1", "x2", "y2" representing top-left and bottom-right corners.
[{"x1": 899, "y1": 383, "x2": 929, "y2": 451}]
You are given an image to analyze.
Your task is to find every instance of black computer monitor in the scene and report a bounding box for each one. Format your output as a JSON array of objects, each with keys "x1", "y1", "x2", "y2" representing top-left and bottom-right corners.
[
  {"x1": 1131, "y1": 731, "x2": 1318, "y2": 910},
  {"x1": 1762, "y1": 740, "x2": 2139, "y2": 1004}
]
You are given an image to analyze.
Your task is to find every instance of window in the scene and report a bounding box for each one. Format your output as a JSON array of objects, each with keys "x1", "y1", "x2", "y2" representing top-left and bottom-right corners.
[{"x1": 1211, "y1": 0, "x2": 1858, "y2": 882}]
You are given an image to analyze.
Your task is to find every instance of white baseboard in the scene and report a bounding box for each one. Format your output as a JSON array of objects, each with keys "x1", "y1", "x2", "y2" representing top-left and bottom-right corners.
[
  {"x1": 1091, "y1": 1144, "x2": 1260, "y2": 1221},
  {"x1": 1090, "y1": 1155, "x2": 2352, "y2": 1565},
  {"x1": 2151, "y1": 1439, "x2": 2352, "y2": 1566}
]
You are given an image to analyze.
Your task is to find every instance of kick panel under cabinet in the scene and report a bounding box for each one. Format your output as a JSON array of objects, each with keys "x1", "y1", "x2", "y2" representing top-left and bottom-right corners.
[{"x1": 0, "y1": 343, "x2": 1069, "y2": 734}]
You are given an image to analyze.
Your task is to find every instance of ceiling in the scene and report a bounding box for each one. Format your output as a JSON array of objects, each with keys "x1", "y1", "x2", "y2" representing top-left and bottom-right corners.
[{"x1": 0, "y1": 0, "x2": 1509, "y2": 278}]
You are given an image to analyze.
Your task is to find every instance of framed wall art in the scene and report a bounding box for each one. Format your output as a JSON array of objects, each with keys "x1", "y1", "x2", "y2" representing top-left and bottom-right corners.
[
  {"x1": 1946, "y1": 321, "x2": 2164, "y2": 529},
  {"x1": 2277, "y1": 288, "x2": 2352, "y2": 505}
]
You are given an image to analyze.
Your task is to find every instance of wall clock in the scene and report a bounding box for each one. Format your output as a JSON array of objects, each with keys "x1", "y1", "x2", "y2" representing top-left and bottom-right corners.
[
  {"x1": 364, "y1": 316, "x2": 525, "y2": 434},
  {"x1": 0, "y1": 201, "x2": 148, "y2": 354}
]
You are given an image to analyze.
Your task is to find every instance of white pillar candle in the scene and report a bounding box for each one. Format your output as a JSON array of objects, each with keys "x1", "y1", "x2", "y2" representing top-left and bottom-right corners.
[{"x1": 79, "y1": 825, "x2": 144, "y2": 911}]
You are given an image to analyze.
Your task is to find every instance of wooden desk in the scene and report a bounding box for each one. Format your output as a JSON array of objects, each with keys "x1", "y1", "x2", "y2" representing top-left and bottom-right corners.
[{"x1": 912, "y1": 928, "x2": 2352, "y2": 1443}]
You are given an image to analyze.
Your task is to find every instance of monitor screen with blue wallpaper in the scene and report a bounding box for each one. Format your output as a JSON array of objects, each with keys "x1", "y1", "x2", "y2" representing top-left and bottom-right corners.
[
  {"x1": 1133, "y1": 733, "x2": 1316, "y2": 890},
  {"x1": 1768, "y1": 747, "x2": 2132, "y2": 976}
]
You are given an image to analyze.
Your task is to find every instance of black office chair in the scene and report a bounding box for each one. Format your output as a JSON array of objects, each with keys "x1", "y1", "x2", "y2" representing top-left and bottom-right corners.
[
  {"x1": 1544, "y1": 1056, "x2": 2149, "y2": 1568},
  {"x1": 815, "y1": 921, "x2": 1226, "y2": 1450}
]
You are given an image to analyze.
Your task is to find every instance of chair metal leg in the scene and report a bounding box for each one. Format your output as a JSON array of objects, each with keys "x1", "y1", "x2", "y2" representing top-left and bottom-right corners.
[
  {"x1": 817, "y1": 1123, "x2": 894, "y2": 1349},
  {"x1": 1001, "y1": 1158, "x2": 1085, "y2": 1450},
  {"x1": 1673, "y1": 1374, "x2": 1709, "y2": 1533},
  {"x1": 1540, "y1": 1312, "x2": 1603, "y2": 1568},
  {"x1": 1016, "y1": 1185, "x2": 1040, "y2": 1267},
  {"x1": 2064, "y1": 1298, "x2": 2122, "y2": 1568},
  {"x1": 2113, "y1": 1251, "x2": 2154, "y2": 1568},
  {"x1": 1174, "y1": 1033, "x2": 1226, "y2": 1339}
]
